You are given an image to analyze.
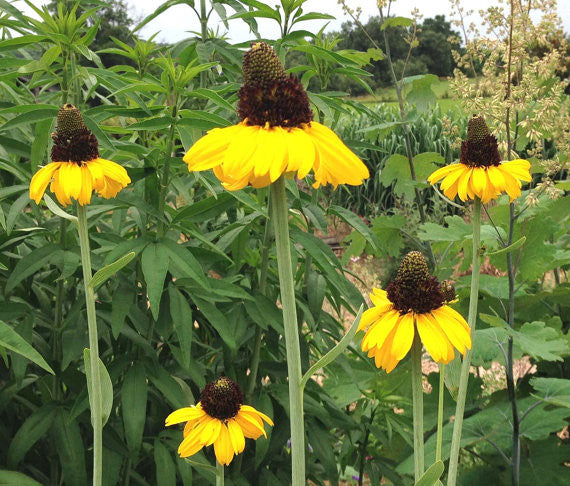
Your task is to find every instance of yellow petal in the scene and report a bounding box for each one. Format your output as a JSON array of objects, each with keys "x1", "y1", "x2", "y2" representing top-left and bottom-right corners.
[
  {"x1": 214, "y1": 423, "x2": 235, "y2": 466},
  {"x1": 239, "y1": 404, "x2": 273, "y2": 425},
  {"x1": 432, "y1": 307, "x2": 472, "y2": 354},
  {"x1": 227, "y1": 418, "x2": 246, "y2": 454},
  {"x1": 390, "y1": 313, "x2": 415, "y2": 360},
  {"x1": 471, "y1": 168, "x2": 487, "y2": 196},
  {"x1": 58, "y1": 162, "x2": 82, "y2": 201},
  {"x1": 457, "y1": 166, "x2": 473, "y2": 201},
  {"x1": 29, "y1": 163, "x2": 62, "y2": 204},
  {"x1": 285, "y1": 127, "x2": 315, "y2": 179},
  {"x1": 428, "y1": 164, "x2": 462, "y2": 184},
  {"x1": 361, "y1": 310, "x2": 401, "y2": 352},
  {"x1": 165, "y1": 406, "x2": 205, "y2": 426},
  {"x1": 235, "y1": 411, "x2": 265, "y2": 439}
]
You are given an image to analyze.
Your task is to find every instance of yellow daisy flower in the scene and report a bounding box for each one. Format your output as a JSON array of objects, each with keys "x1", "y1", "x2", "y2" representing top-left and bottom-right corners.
[
  {"x1": 428, "y1": 114, "x2": 531, "y2": 203},
  {"x1": 359, "y1": 252, "x2": 471, "y2": 373},
  {"x1": 165, "y1": 376, "x2": 273, "y2": 466},
  {"x1": 29, "y1": 104, "x2": 130, "y2": 206},
  {"x1": 182, "y1": 42, "x2": 369, "y2": 190}
]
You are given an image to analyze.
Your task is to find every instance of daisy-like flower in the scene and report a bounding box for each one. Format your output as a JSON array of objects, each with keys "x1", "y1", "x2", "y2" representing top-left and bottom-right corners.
[
  {"x1": 359, "y1": 251, "x2": 472, "y2": 373},
  {"x1": 182, "y1": 42, "x2": 369, "y2": 190},
  {"x1": 428, "y1": 114, "x2": 531, "y2": 203},
  {"x1": 29, "y1": 104, "x2": 130, "y2": 206},
  {"x1": 165, "y1": 376, "x2": 273, "y2": 466}
]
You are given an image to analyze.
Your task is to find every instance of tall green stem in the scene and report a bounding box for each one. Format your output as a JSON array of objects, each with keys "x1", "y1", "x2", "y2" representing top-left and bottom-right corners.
[
  {"x1": 77, "y1": 205, "x2": 103, "y2": 486},
  {"x1": 436, "y1": 363, "x2": 445, "y2": 462},
  {"x1": 270, "y1": 177, "x2": 305, "y2": 485},
  {"x1": 158, "y1": 102, "x2": 178, "y2": 236},
  {"x1": 216, "y1": 461, "x2": 224, "y2": 486},
  {"x1": 447, "y1": 198, "x2": 482, "y2": 486},
  {"x1": 411, "y1": 333, "x2": 425, "y2": 481}
]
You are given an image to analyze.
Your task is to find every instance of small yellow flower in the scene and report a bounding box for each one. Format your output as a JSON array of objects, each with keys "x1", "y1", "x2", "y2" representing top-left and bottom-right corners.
[
  {"x1": 183, "y1": 42, "x2": 369, "y2": 191},
  {"x1": 359, "y1": 252, "x2": 471, "y2": 373},
  {"x1": 428, "y1": 114, "x2": 531, "y2": 203},
  {"x1": 165, "y1": 377, "x2": 273, "y2": 466},
  {"x1": 29, "y1": 104, "x2": 130, "y2": 206}
]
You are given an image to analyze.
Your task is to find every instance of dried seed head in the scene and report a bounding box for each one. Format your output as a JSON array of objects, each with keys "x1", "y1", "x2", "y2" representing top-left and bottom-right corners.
[
  {"x1": 200, "y1": 377, "x2": 243, "y2": 421},
  {"x1": 396, "y1": 251, "x2": 430, "y2": 287}
]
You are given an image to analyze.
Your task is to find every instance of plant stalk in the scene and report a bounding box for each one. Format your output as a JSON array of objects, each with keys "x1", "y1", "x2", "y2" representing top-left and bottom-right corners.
[
  {"x1": 436, "y1": 363, "x2": 445, "y2": 463},
  {"x1": 77, "y1": 205, "x2": 103, "y2": 486},
  {"x1": 216, "y1": 461, "x2": 224, "y2": 486},
  {"x1": 270, "y1": 177, "x2": 305, "y2": 485},
  {"x1": 158, "y1": 102, "x2": 178, "y2": 236},
  {"x1": 411, "y1": 333, "x2": 425, "y2": 481},
  {"x1": 447, "y1": 197, "x2": 482, "y2": 486}
]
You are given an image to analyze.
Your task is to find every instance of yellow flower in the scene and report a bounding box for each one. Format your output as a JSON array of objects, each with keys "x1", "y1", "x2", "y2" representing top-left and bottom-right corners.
[
  {"x1": 165, "y1": 377, "x2": 273, "y2": 466},
  {"x1": 428, "y1": 115, "x2": 531, "y2": 203},
  {"x1": 29, "y1": 104, "x2": 130, "y2": 206},
  {"x1": 182, "y1": 42, "x2": 369, "y2": 191},
  {"x1": 359, "y1": 252, "x2": 471, "y2": 373}
]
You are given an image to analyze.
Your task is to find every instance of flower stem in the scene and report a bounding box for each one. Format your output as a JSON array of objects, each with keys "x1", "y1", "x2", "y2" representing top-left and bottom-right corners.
[
  {"x1": 77, "y1": 205, "x2": 103, "y2": 486},
  {"x1": 436, "y1": 363, "x2": 445, "y2": 463},
  {"x1": 447, "y1": 197, "x2": 482, "y2": 486},
  {"x1": 270, "y1": 176, "x2": 305, "y2": 485},
  {"x1": 411, "y1": 333, "x2": 425, "y2": 481},
  {"x1": 216, "y1": 461, "x2": 224, "y2": 486}
]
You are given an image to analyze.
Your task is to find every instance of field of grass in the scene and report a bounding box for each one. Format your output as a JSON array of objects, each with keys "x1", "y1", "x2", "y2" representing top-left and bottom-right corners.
[{"x1": 350, "y1": 77, "x2": 465, "y2": 115}]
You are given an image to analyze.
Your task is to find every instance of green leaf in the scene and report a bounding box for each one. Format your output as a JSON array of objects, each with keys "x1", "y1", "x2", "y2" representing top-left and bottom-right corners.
[
  {"x1": 379, "y1": 153, "x2": 438, "y2": 200},
  {"x1": 406, "y1": 74, "x2": 438, "y2": 111},
  {"x1": 43, "y1": 195, "x2": 78, "y2": 222},
  {"x1": 122, "y1": 365, "x2": 148, "y2": 455},
  {"x1": 381, "y1": 16, "x2": 414, "y2": 30},
  {"x1": 300, "y1": 305, "x2": 363, "y2": 389},
  {"x1": 6, "y1": 244, "x2": 61, "y2": 292},
  {"x1": 168, "y1": 285, "x2": 193, "y2": 369},
  {"x1": 508, "y1": 321, "x2": 569, "y2": 362},
  {"x1": 0, "y1": 108, "x2": 58, "y2": 131},
  {"x1": 89, "y1": 251, "x2": 135, "y2": 290},
  {"x1": 52, "y1": 409, "x2": 87, "y2": 486},
  {"x1": 0, "y1": 320, "x2": 54, "y2": 374},
  {"x1": 487, "y1": 236, "x2": 526, "y2": 256},
  {"x1": 161, "y1": 239, "x2": 208, "y2": 288},
  {"x1": 0, "y1": 471, "x2": 43, "y2": 486},
  {"x1": 415, "y1": 461, "x2": 444, "y2": 486},
  {"x1": 7, "y1": 404, "x2": 57, "y2": 467},
  {"x1": 141, "y1": 243, "x2": 170, "y2": 320},
  {"x1": 154, "y1": 440, "x2": 177, "y2": 486},
  {"x1": 530, "y1": 377, "x2": 570, "y2": 408},
  {"x1": 83, "y1": 349, "x2": 113, "y2": 427},
  {"x1": 329, "y1": 205, "x2": 380, "y2": 252}
]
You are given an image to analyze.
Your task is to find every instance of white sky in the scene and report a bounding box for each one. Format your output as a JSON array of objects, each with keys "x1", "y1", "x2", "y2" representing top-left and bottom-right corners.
[{"x1": 12, "y1": 0, "x2": 570, "y2": 44}]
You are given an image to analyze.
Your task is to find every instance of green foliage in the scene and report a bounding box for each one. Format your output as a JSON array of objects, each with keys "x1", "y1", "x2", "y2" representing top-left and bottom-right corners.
[{"x1": 0, "y1": 1, "x2": 568, "y2": 485}]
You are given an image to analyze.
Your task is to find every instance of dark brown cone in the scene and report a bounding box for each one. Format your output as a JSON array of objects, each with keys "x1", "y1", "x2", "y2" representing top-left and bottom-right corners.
[
  {"x1": 386, "y1": 251, "x2": 445, "y2": 314},
  {"x1": 200, "y1": 377, "x2": 243, "y2": 421},
  {"x1": 460, "y1": 114, "x2": 502, "y2": 168},
  {"x1": 51, "y1": 104, "x2": 99, "y2": 164},
  {"x1": 238, "y1": 42, "x2": 313, "y2": 128}
]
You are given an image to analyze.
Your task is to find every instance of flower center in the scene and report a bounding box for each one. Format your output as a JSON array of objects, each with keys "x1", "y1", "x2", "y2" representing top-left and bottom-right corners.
[
  {"x1": 459, "y1": 114, "x2": 501, "y2": 168},
  {"x1": 237, "y1": 42, "x2": 313, "y2": 128},
  {"x1": 386, "y1": 251, "x2": 445, "y2": 314},
  {"x1": 51, "y1": 104, "x2": 99, "y2": 165},
  {"x1": 200, "y1": 377, "x2": 243, "y2": 421}
]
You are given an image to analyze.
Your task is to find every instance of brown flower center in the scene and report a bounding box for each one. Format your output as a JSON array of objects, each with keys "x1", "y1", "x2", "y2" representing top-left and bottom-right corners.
[
  {"x1": 386, "y1": 251, "x2": 445, "y2": 314},
  {"x1": 460, "y1": 114, "x2": 501, "y2": 168},
  {"x1": 51, "y1": 104, "x2": 99, "y2": 165},
  {"x1": 200, "y1": 377, "x2": 243, "y2": 421},
  {"x1": 237, "y1": 42, "x2": 313, "y2": 128}
]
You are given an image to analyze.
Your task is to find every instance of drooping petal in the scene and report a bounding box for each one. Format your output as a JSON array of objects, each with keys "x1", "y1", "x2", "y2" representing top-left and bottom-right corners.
[
  {"x1": 428, "y1": 163, "x2": 462, "y2": 184},
  {"x1": 390, "y1": 313, "x2": 415, "y2": 360},
  {"x1": 227, "y1": 418, "x2": 246, "y2": 454},
  {"x1": 361, "y1": 310, "x2": 401, "y2": 352},
  {"x1": 214, "y1": 423, "x2": 235, "y2": 466},
  {"x1": 29, "y1": 163, "x2": 62, "y2": 204}
]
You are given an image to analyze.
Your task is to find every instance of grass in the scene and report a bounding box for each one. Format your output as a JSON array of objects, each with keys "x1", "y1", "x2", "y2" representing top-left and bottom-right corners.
[{"x1": 350, "y1": 77, "x2": 469, "y2": 115}]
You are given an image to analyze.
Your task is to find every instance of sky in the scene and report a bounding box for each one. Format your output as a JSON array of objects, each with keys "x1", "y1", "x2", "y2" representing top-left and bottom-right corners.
[{"x1": 13, "y1": 0, "x2": 570, "y2": 45}]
